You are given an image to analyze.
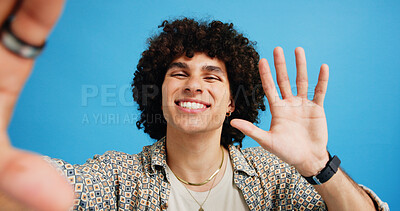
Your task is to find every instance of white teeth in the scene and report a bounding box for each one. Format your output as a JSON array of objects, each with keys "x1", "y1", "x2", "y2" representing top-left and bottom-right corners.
[{"x1": 179, "y1": 101, "x2": 206, "y2": 109}]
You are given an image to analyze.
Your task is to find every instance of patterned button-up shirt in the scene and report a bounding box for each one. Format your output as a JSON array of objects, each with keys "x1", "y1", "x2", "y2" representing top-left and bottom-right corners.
[{"x1": 48, "y1": 138, "x2": 388, "y2": 210}]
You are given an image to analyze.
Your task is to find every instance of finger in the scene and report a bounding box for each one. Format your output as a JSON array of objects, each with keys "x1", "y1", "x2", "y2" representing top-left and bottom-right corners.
[
  {"x1": 312, "y1": 64, "x2": 329, "y2": 106},
  {"x1": 0, "y1": 0, "x2": 64, "y2": 130},
  {"x1": 0, "y1": 0, "x2": 17, "y2": 25},
  {"x1": 259, "y1": 58, "x2": 280, "y2": 105},
  {"x1": 0, "y1": 57, "x2": 33, "y2": 131},
  {"x1": 295, "y1": 47, "x2": 308, "y2": 98},
  {"x1": 273, "y1": 47, "x2": 293, "y2": 99},
  {"x1": 230, "y1": 119, "x2": 274, "y2": 151},
  {"x1": 10, "y1": 0, "x2": 65, "y2": 46}
]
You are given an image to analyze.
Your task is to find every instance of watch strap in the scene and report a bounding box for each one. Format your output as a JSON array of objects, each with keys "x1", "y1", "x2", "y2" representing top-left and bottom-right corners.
[{"x1": 303, "y1": 153, "x2": 341, "y2": 185}]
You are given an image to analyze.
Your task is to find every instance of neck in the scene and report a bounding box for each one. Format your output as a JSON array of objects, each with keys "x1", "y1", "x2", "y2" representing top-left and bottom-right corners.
[{"x1": 165, "y1": 125, "x2": 225, "y2": 187}]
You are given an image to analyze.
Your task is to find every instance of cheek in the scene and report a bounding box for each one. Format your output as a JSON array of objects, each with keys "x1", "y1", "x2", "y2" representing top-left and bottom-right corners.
[
  {"x1": 211, "y1": 85, "x2": 231, "y2": 106},
  {"x1": 160, "y1": 83, "x2": 171, "y2": 122},
  {"x1": 161, "y1": 83, "x2": 167, "y2": 103},
  {"x1": 161, "y1": 81, "x2": 178, "y2": 107},
  {"x1": 161, "y1": 82, "x2": 169, "y2": 110}
]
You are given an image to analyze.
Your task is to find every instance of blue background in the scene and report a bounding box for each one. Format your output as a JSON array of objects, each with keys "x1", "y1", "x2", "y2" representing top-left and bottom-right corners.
[{"x1": 8, "y1": 0, "x2": 399, "y2": 209}]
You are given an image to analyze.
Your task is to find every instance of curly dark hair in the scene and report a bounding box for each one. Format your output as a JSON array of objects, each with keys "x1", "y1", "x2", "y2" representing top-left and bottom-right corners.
[{"x1": 132, "y1": 18, "x2": 265, "y2": 148}]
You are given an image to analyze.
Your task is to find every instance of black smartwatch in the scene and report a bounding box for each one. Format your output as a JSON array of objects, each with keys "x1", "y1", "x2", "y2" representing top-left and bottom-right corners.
[{"x1": 303, "y1": 153, "x2": 341, "y2": 185}]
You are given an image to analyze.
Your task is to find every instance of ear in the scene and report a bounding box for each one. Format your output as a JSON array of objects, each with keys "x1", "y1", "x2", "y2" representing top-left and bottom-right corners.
[{"x1": 228, "y1": 98, "x2": 235, "y2": 113}]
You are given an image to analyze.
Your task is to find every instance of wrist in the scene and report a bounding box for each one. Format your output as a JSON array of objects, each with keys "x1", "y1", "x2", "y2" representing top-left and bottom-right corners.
[
  {"x1": 297, "y1": 151, "x2": 330, "y2": 177},
  {"x1": 302, "y1": 152, "x2": 341, "y2": 185}
]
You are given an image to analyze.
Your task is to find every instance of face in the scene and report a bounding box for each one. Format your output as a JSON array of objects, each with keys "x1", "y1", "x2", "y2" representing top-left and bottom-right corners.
[{"x1": 161, "y1": 52, "x2": 235, "y2": 135}]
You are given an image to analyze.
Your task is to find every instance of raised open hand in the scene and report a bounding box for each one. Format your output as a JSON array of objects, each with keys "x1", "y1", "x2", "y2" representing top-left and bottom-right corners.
[
  {"x1": 0, "y1": 1, "x2": 73, "y2": 210},
  {"x1": 231, "y1": 47, "x2": 330, "y2": 176}
]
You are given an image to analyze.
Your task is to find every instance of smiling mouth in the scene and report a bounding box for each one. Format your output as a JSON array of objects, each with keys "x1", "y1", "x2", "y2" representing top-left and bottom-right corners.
[{"x1": 175, "y1": 100, "x2": 211, "y2": 110}]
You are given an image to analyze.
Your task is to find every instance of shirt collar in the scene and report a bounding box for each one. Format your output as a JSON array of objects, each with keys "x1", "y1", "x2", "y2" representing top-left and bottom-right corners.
[
  {"x1": 228, "y1": 144, "x2": 257, "y2": 176},
  {"x1": 149, "y1": 137, "x2": 256, "y2": 177},
  {"x1": 149, "y1": 137, "x2": 168, "y2": 174}
]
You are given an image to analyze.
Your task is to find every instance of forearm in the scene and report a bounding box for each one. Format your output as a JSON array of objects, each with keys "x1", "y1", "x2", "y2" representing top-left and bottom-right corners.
[{"x1": 314, "y1": 168, "x2": 376, "y2": 211}]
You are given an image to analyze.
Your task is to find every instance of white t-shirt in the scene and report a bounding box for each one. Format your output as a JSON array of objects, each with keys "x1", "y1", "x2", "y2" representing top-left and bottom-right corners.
[{"x1": 165, "y1": 154, "x2": 249, "y2": 211}]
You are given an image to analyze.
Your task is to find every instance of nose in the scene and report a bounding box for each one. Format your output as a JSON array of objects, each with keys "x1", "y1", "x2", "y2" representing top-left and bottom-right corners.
[{"x1": 184, "y1": 76, "x2": 203, "y2": 94}]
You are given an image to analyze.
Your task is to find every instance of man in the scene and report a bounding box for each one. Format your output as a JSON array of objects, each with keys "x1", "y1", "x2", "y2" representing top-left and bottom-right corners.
[{"x1": 0, "y1": 1, "x2": 388, "y2": 210}]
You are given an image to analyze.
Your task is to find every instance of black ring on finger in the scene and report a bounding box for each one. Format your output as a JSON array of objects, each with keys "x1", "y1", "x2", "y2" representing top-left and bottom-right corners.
[{"x1": 0, "y1": 17, "x2": 46, "y2": 59}]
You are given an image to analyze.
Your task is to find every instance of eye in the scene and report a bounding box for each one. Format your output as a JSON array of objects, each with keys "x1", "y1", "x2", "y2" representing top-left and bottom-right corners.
[
  {"x1": 171, "y1": 72, "x2": 188, "y2": 78},
  {"x1": 204, "y1": 76, "x2": 220, "y2": 81}
]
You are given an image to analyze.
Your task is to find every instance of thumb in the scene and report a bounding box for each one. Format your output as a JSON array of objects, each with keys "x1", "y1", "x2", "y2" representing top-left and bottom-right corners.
[
  {"x1": 0, "y1": 148, "x2": 74, "y2": 211},
  {"x1": 230, "y1": 119, "x2": 273, "y2": 150}
]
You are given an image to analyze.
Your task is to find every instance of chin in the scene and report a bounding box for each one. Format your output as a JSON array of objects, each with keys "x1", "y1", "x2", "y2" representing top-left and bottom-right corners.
[
  {"x1": 170, "y1": 119, "x2": 220, "y2": 135},
  {"x1": 165, "y1": 111, "x2": 226, "y2": 135},
  {"x1": 176, "y1": 121, "x2": 209, "y2": 134},
  {"x1": 180, "y1": 128, "x2": 209, "y2": 135}
]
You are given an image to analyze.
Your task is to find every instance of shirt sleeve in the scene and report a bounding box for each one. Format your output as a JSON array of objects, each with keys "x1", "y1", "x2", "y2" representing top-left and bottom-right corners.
[
  {"x1": 289, "y1": 168, "x2": 327, "y2": 210},
  {"x1": 43, "y1": 152, "x2": 118, "y2": 210},
  {"x1": 359, "y1": 185, "x2": 390, "y2": 211},
  {"x1": 290, "y1": 167, "x2": 389, "y2": 211}
]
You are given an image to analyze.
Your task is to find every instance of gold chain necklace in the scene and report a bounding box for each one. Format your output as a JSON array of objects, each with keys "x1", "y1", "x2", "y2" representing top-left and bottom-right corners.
[
  {"x1": 173, "y1": 146, "x2": 224, "y2": 186},
  {"x1": 183, "y1": 172, "x2": 217, "y2": 211}
]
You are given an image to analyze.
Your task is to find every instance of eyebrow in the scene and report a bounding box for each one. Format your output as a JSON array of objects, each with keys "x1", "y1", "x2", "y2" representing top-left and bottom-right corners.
[
  {"x1": 202, "y1": 65, "x2": 223, "y2": 74},
  {"x1": 168, "y1": 62, "x2": 188, "y2": 69},
  {"x1": 168, "y1": 62, "x2": 224, "y2": 75}
]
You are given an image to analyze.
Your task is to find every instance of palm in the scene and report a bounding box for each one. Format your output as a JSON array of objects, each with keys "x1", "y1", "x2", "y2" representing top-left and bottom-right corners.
[
  {"x1": 231, "y1": 47, "x2": 330, "y2": 176},
  {"x1": 269, "y1": 96, "x2": 327, "y2": 167}
]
